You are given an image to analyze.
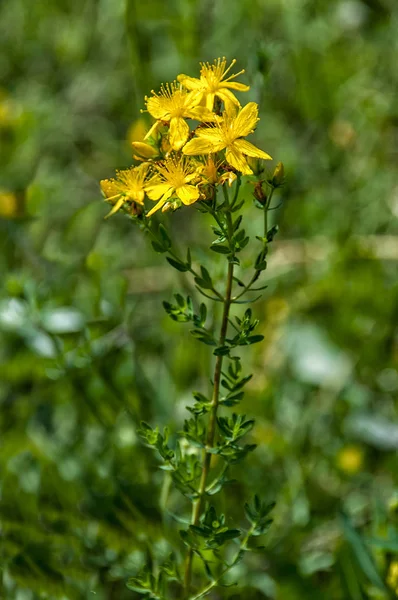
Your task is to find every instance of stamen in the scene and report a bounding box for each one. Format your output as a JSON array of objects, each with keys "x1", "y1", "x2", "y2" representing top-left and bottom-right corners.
[
  {"x1": 224, "y1": 68, "x2": 245, "y2": 82},
  {"x1": 221, "y1": 58, "x2": 237, "y2": 78}
]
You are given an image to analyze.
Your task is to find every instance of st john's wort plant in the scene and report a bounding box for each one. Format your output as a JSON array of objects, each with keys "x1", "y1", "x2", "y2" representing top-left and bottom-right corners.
[{"x1": 100, "y1": 57, "x2": 284, "y2": 600}]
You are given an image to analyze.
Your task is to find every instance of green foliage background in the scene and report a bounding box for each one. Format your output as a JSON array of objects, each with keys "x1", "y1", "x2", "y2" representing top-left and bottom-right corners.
[{"x1": 1, "y1": 0, "x2": 398, "y2": 598}]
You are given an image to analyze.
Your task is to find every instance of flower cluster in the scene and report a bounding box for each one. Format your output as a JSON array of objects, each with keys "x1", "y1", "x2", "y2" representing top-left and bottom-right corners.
[{"x1": 100, "y1": 58, "x2": 272, "y2": 218}]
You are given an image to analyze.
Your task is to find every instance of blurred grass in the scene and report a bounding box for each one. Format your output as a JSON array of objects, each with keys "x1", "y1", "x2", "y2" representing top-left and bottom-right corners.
[{"x1": 1, "y1": 0, "x2": 398, "y2": 599}]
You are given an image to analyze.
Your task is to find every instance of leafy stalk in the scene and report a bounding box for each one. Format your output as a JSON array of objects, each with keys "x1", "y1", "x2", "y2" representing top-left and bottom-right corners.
[{"x1": 184, "y1": 191, "x2": 235, "y2": 594}]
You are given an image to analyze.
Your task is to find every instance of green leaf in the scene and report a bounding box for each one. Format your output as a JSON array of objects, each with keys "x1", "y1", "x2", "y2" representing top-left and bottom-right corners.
[
  {"x1": 245, "y1": 335, "x2": 265, "y2": 345},
  {"x1": 210, "y1": 245, "x2": 230, "y2": 254},
  {"x1": 158, "y1": 223, "x2": 171, "y2": 247},
  {"x1": 195, "y1": 286, "x2": 223, "y2": 302},
  {"x1": 194, "y1": 277, "x2": 212, "y2": 290},
  {"x1": 266, "y1": 224, "x2": 279, "y2": 242},
  {"x1": 190, "y1": 329, "x2": 216, "y2": 346},
  {"x1": 152, "y1": 241, "x2": 167, "y2": 254},
  {"x1": 211, "y1": 529, "x2": 241, "y2": 545},
  {"x1": 214, "y1": 345, "x2": 230, "y2": 356},
  {"x1": 231, "y1": 199, "x2": 245, "y2": 212},
  {"x1": 166, "y1": 257, "x2": 189, "y2": 271},
  {"x1": 199, "y1": 303, "x2": 207, "y2": 325},
  {"x1": 200, "y1": 265, "x2": 212, "y2": 285},
  {"x1": 339, "y1": 512, "x2": 386, "y2": 590},
  {"x1": 232, "y1": 295, "x2": 262, "y2": 304}
]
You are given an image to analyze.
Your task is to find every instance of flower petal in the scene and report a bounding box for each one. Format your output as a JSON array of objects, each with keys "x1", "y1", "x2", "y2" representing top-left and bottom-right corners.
[
  {"x1": 232, "y1": 102, "x2": 259, "y2": 138},
  {"x1": 234, "y1": 139, "x2": 272, "y2": 160},
  {"x1": 100, "y1": 179, "x2": 118, "y2": 198},
  {"x1": 177, "y1": 74, "x2": 203, "y2": 90},
  {"x1": 176, "y1": 184, "x2": 200, "y2": 205},
  {"x1": 146, "y1": 182, "x2": 173, "y2": 201},
  {"x1": 217, "y1": 88, "x2": 240, "y2": 107},
  {"x1": 146, "y1": 96, "x2": 171, "y2": 120},
  {"x1": 183, "y1": 89, "x2": 203, "y2": 109},
  {"x1": 132, "y1": 188, "x2": 145, "y2": 204},
  {"x1": 223, "y1": 81, "x2": 250, "y2": 91},
  {"x1": 188, "y1": 106, "x2": 218, "y2": 122},
  {"x1": 146, "y1": 188, "x2": 174, "y2": 217},
  {"x1": 183, "y1": 136, "x2": 223, "y2": 155},
  {"x1": 225, "y1": 146, "x2": 253, "y2": 175},
  {"x1": 169, "y1": 117, "x2": 190, "y2": 151},
  {"x1": 205, "y1": 93, "x2": 215, "y2": 111},
  {"x1": 144, "y1": 120, "x2": 160, "y2": 141},
  {"x1": 105, "y1": 196, "x2": 124, "y2": 219}
]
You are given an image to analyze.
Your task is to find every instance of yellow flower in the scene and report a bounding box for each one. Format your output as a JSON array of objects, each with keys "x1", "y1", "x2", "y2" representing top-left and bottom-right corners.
[
  {"x1": 0, "y1": 189, "x2": 19, "y2": 218},
  {"x1": 387, "y1": 562, "x2": 398, "y2": 594},
  {"x1": 145, "y1": 82, "x2": 215, "y2": 151},
  {"x1": 336, "y1": 445, "x2": 364, "y2": 475},
  {"x1": 100, "y1": 163, "x2": 149, "y2": 218},
  {"x1": 145, "y1": 155, "x2": 200, "y2": 217},
  {"x1": 197, "y1": 156, "x2": 237, "y2": 187},
  {"x1": 183, "y1": 102, "x2": 272, "y2": 175},
  {"x1": 178, "y1": 57, "x2": 249, "y2": 111}
]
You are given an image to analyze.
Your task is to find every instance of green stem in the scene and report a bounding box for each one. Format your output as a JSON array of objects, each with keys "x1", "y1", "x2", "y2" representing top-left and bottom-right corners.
[
  {"x1": 263, "y1": 186, "x2": 274, "y2": 240},
  {"x1": 183, "y1": 251, "x2": 235, "y2": 596},
  {"x1": 232, "y1": 186, "x2": 275, "y2": 302},
  {"x1": 184, "y1": 188, "x2": 234, "y2": 596},
  {"x1": 188, "y1": 525, "x2": 255, "y2": 600}
]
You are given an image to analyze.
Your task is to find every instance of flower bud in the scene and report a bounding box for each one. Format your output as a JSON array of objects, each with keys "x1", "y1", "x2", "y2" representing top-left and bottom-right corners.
[
  {"x1": 131, "y1": 141, "x2": 159, "y2": 161},
  {"x1": 272, "y1": 162, "x2": 285, "y2": 187},
  {"x1": 253, "y1": 181, "x2": 267, "y2": 205}
]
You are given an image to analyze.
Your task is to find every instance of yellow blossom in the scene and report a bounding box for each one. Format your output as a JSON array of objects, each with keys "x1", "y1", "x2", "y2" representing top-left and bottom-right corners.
[
  {"x1": 387, "y1": 562, "x2": 398, "y2": 594},
  {"x1": 100, "y1": 163, "x2": 149, "y2": 218},
  {"x1": 145, "y1": 155, "x2": 200, "y2": 217},
  {"x1": 0, "y1": 189, "x2": 18, "y2": 218},
  {"x1": 183, "y1": 102, "x2": 272, "y2": 175},
  {"x1": 178, "y1": 58, "x2": 249, "y2": 111},
  {"x1": 145, "y1": 82, "x2": 215, "y2": 151},
  {"x1": 336, "y1": 445, "x2": 364, "y2": 475},
  {"x1": 197, "y1": 156, "x2": 237, "y2": 187}
]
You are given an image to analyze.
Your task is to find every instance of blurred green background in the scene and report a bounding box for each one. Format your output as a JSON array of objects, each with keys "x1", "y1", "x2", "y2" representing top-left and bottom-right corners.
[{"x1": 1, "y1": 0, "x2": 398, "y2": 598}]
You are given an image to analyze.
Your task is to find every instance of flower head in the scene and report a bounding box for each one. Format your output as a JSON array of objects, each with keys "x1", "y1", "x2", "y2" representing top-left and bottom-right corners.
[
  {"x1": 196, "y1": 156, "x2": 237, "y2": 187},
  {"x1": 145, "y1": 155, "x2": 200, "y2": 217},
  {"x1": 182, "y1": 102, "x2": 272, "y2": 175},
  {"x1": 100, "y1": 163, "x2": 149, "y2": 218},
  {"x1": 145, "y1": 82, "x2": 214, "y2": 151},
  {"x1": 178, "y1": 58, "x2": 249, "y2": 112}
]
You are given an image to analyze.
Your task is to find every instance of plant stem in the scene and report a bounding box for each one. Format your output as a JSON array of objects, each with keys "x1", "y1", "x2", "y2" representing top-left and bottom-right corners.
[
  {"x1": 263, "y1": 186, "x2": 274, "y2": 239},
  {"x1": 188, "y1": 525, "x2": 254, "y2": 600},
  {"x1": 232, "y1": 186, "x2": 275, "y2": 302},
  {"x1": 183, "y1": 259, "x2": 234, "y2": 596}
]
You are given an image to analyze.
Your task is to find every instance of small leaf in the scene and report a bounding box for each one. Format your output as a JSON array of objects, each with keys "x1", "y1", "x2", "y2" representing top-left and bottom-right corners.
[
  {"x1": 214, "y1": 345, "x2": 230, "y2": 356},
  {"x1": 245, "y1": 335, "x2": 265, "y2": 345},
  {"x1": 152, "y1": 241, "x2": 167, "y2": 253},
  {"x1": 200, "y1": 265, "x2": 212, "y2": 284},
  {"x1": 159, "y1": 223, "x2": 171, "y2": 249},
  {"x1": 166, "y1": 257, "x2": 189, "y2": 271},
  {"x1": 211, "y1": 245, "x2": 230, "y2": 254}
]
